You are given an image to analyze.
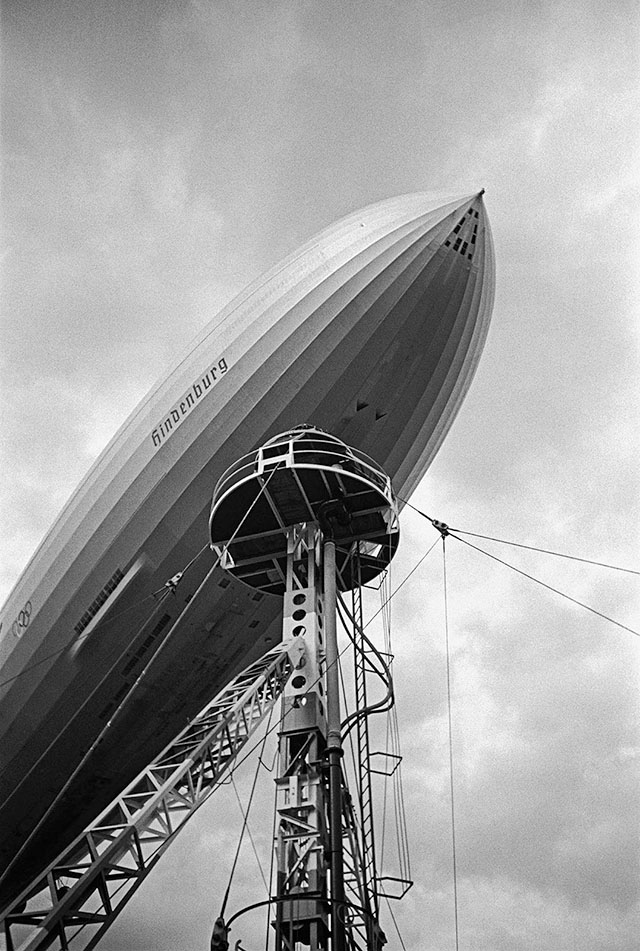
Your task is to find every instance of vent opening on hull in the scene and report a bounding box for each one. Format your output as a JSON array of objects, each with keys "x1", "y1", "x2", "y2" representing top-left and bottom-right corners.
[
  {"x1": 71, "y1": 558, "x2": 147, "y2": 657},
  {"x1": 74, "y1": 569, "x2": 125, "y2": 636},
  {"x1": 98, "y1": 613, "x2": 173, "y2": 718},
  {"x1": 446, "y1": 213, "x2": 478, "y2": 263},
  {"x1": 119, "y1": 614, "x2": 173, "y2": 678}
]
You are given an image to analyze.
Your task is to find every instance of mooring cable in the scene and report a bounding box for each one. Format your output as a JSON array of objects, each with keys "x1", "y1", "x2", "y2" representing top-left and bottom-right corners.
[
  {"x1": 454, "y1": 534, "x2": 639, "y2": 638},
  {"x1": 400, "y1": 500, "x2": 639, "y2": 639},
  {"x1": 442, "y1": 535, "x2": 460, "y2": 951},
  {"x1": 448, "y1": 529, "x2": 640, "y2": 576},
  {"x1": 384, "y1": 893, "x2": 409, "y2": 951},
  {"x1": 398, "y1": 497, "x2": 640, "y2": 577},
  {"x1": 264, "y1": 747, "x2": 279, "y2": 951},
  {"x1": 221, "y1": 707, "x2": 274, "y2": 918},
  {"x1": 362, "y1": 536, "x2": 441, "y2": 632}
]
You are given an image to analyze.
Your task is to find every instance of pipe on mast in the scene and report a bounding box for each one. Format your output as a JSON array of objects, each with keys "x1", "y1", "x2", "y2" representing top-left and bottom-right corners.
[{"x1": 323, "y1": 538, "x2": 346, "y2": 951}]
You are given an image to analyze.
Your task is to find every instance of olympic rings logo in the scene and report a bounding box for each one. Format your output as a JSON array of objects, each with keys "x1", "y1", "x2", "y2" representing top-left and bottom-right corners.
[{"x1": 11, "y1": 601, "x2": 32, "y2": 638}]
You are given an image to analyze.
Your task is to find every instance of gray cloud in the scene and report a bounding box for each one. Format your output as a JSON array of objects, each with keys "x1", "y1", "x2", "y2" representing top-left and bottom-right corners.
[{"x1": 2, "y1": 1, "x2": 639, "y2": 949}]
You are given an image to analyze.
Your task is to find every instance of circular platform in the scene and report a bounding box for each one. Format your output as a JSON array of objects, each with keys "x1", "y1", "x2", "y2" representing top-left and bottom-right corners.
[{"x1": 209, "y1": 426, "x2": 399, "y2": 594}]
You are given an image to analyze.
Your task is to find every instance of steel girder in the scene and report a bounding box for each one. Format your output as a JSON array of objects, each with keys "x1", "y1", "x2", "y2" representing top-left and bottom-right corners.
[{"x1": 2, "y1": 640, "x2": 303, "y2": 951}]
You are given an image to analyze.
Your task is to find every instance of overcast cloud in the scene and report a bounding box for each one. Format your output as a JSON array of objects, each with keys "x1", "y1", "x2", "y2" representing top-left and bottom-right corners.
[{"x1": 1, "y1": 2, "x2": 639, "y2": 949}]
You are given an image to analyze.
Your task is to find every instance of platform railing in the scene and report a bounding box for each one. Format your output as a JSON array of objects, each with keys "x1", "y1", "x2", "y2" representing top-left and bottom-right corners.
[{"x1": 212, "y1": 440, "x2": 393, "y2": 517}]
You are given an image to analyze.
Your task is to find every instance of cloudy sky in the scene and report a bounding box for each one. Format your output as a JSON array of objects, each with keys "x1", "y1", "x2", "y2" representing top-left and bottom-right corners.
[{"x1": 1, "y1": 1, "x2": 639, "y2": 949}]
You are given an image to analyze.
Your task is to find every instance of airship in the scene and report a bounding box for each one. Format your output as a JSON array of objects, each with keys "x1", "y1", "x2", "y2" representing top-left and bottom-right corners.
[{"x1": 0, "y1": 190, "x2": 495, "y2": 907}]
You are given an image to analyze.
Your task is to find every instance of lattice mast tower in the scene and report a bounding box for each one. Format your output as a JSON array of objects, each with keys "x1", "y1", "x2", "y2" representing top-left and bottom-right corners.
[{"x1": 209, "y1": 426, "x2": 400, "y2": 951}]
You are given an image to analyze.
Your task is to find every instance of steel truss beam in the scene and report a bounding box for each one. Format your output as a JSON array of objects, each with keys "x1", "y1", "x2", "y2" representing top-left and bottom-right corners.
[{"x1": 2, "y1": 640, "x2": 304, "y2": 951}]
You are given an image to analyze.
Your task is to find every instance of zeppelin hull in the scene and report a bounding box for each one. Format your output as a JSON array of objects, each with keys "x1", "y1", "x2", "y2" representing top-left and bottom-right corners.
[{"x1": 0, "y1": 192, "x2": 495, "y2": 905}]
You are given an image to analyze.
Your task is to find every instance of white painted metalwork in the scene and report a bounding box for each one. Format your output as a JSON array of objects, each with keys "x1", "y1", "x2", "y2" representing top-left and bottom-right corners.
[
  {"x1": 272, "y1": 524, "x2": 331, "y2": 950},
  {"x1": 1, "y1": 639, "x2": 304, "y2": 951},
  {"x1": 270, "y1": 528, "x2": 387, "y2": 951}
]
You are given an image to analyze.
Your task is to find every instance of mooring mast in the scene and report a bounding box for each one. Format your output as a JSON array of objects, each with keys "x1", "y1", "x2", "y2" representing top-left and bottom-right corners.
[
  {"x1": 209, "y1": 425, "x2": 399, "y2": 951},
  {"x1": 0, "y1": 426, "x2": 401, "y2": 951}
]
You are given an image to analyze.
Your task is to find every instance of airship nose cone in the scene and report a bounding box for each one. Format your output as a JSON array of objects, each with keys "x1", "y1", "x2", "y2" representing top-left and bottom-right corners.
[{"x1": 277, "y1": 188, "x2": 495, "y2": 496}]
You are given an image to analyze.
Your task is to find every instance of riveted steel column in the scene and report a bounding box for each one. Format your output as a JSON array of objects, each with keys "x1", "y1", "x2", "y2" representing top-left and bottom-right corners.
[
  {"x1": 273, "y1": 524, "x2": 329, "y2": 951},
  {"x1": 323, "y1": 539, "x2": 345, "y2": 951}
]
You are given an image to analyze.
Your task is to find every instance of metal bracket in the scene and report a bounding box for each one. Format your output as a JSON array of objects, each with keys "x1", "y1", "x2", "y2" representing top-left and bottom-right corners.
[
  {"x1": 375, "y1": 876, "x2": 414, "y2": 900},
  {"x1": 432, "y1": 519, "x2": 449, "y2": 537},
  {"x1": 369, "y1": 751, "x2": 402, "y2": 777}
]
